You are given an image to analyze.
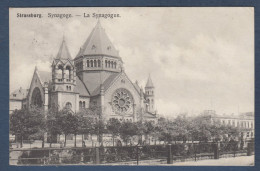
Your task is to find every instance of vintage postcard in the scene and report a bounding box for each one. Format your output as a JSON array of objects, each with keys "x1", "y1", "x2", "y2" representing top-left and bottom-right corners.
[{"x1": 9, "y1": 7, "x2": 254, "y2": 166}]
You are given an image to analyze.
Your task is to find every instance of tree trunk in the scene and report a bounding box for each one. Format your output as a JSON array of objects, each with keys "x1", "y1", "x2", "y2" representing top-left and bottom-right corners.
[
  {"x1": 20, "y1": 135, "x2": 23, "y2": 148},
  {"x1": 82, "y1": 134, "x2": 84, "y2": 147},
  {"x1": 74, "y1": 134, "x2": 77, "y2": 147},
  {"x1": 112, "y1": 136, "x2": 115, "y2": 146},
  {"x1": 100, "y1": 134, "x2": 103, "y2": 147},
  {"x1": 64, "y1": 134, "x2": 67, "y2": 147},
  {"x1": 42, "y1": 135, "x2": 45, "y2": 148}
]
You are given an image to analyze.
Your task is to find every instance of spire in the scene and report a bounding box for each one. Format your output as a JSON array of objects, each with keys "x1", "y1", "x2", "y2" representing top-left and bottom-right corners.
[
  {"x1": 56, "y1": 37, "x2": 72, "y2": 60},
  {"x1": 77, "y1": 21, "x2": 119, "y2": 58},
  {"x1": 145, "y1": 74, "x2": 154, "y2": 88}
]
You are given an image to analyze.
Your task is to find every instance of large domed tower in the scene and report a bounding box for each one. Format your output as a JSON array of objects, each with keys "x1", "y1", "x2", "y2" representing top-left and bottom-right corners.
[{"x1": 74, "y1": 21, "x2": 123, "y2": 84}]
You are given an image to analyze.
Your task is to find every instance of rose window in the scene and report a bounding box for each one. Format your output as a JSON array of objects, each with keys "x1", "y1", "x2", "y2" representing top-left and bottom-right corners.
[{"x1": 112, "y1": 88, "x2": 133, "y2": 113}]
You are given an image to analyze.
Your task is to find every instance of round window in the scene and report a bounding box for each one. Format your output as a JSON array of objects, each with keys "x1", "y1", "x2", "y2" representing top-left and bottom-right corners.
[{"x1": 112, "y1": 88, "x2": 133, "y2": 114}]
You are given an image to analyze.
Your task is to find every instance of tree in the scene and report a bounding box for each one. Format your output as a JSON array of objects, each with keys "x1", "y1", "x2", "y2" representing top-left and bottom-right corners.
[
  {"x1": 136, "y1": 121, "x2": 145, "y2": 144},
  {"x1": 151, "y1": 125, "x2": 163, "y2": 144},
  {"x1": 191, "y1": 115, "x2": 212, "y2": 142},
  {"x1": 119, "y1": 121, "x2": 138, "y2": 146},
  {"x1": 70, "y1": 115, "x2": 80, "y2": 147},
  {"x1": 87, "y1": 106, "x2": 106, "y2": 146},
  {"x1": 143, "y1": 121, "x2": 155, "y2": 144},
  {"x1": 10, "y1": 109, "x2": 30, "y2": 148},
  {"x1": 172, "y1": 116, "x2": 190, "y2": 142},
  {"x1": 156, "y1": 117, "x2": 176, "y2": 144},
  {"x1": 93, "y1": 119, "x2": 106, "y2": 146},
  {"x1": 222, "y1": 124, "x2": 241, "y2": 140},
  {"x1": 209, "y1": 120, "x2": 226, "y2": 142},
  {"x1": 10, "y1": 106, "x2": 46, "y2": 148},
  {"x1": 106, "y1": 118, "x2": 121, "y2": 146},
  {"x1": 76, "y1": 109, "x2": 96, "y2": 147},
  {"x1": 46, "y1": 106, "x2": 62, "y2": 147},
  {"x1": 27, "y1": 106, "x2": 46, "y2": 148},
  {"x1": 56, "y1": 109, "x2": 79, "y2": 147}
]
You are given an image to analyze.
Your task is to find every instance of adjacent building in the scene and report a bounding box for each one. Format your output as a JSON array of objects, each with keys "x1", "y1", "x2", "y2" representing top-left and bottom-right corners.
[{"x1": 205, "y1": 110, "x2": 255, "y2": 140}]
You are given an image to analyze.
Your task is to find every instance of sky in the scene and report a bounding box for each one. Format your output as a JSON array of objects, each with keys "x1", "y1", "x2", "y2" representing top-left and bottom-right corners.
[{"x1": 9, "y1": 7, "x2": 254, "y2": 117}]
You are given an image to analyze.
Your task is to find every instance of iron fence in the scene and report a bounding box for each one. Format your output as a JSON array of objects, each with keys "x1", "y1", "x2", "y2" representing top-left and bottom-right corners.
[{"x1": 9, "y1": 141, "x2": 254, "y2": 165}]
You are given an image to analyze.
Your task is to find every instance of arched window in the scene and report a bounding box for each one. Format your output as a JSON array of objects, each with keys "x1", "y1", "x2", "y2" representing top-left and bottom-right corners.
[
  {"x1": 114, "y1": 62, "x2": 117, "y2": 69},
  {"x1": 65, "y1": 66, "x2": 71, "y2": 81},
  {"x1": 57, "y1": 65, "x2": 63, "y2": 82},
  {"x1": 87, "y1": 60, "x2": 89, "y2": 67},
  {"x1": 65, "y1": 102, "x2": 72, "y2": 109},
  {"x1": 147, "y1": 99, "x2": 150, "y2": 104},
  {"x1": 151, "y1": 99, "x2": 154, "y2": 104},
  {"x1": 111, "y1": 61, "x2": 114, "y2": 68},
  {"x1": 79, "y1": 101, "x2": 82, "y2": 108},
  {"x1": 83, "y1": 101, "x2": 85, "y2": 108},
  {"x1": 108, "y1": 61, "x2": 110, "y2": 68},
  {"x1": 94, "y1": 60, "x2": 97, "y2": 67},
  {"x1": 31, "y1": 87, "x2": 43, "y2": 107},
  {"x1": 98, "y1": 60, "x2": 101, "y2": 67},
  {"x1": 105, "y1": 60, "x2": 107, "y2": 67},
  {"x1": 90, "y1": 60, "x2": 93, "y2": 67}
]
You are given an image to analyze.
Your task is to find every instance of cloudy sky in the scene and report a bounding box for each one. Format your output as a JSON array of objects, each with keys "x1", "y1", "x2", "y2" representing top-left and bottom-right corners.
[{"x1": 10, "y1": 7, "x2": 254, "y2": 116}]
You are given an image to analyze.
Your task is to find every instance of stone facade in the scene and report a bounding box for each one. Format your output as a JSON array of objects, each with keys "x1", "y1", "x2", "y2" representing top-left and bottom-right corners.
[
  {"x1": 207, "y1": 110, "x2": 255, "y2": 141},
  {"x1": 10, "y1": 21, "x2": 157, "y2": 122}
]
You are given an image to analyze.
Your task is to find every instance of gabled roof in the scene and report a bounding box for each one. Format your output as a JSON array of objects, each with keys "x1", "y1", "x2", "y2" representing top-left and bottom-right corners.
[
  {"x1": 133, "y1": 81, "x2": 141, "y2": 94},
  {"x1": 91, "y1": 72, "x2": 121, "y2": 96},
  {"x1": 10, "y1": 88, "x2": 28, "y2": 100},
  {"x1": 37, "y1": 70, "x2": 51, "y2": 85},
  {"x1": 76, "y1": 21, "x2": 119, "y2": 58},
  {"x1": 56, "y1": 38, "x2": 72, "y2": 60},
  {"x1": 75, "y1": 76, "x2": 90, "y2": 96},
  {"x1": 145, "y1": 74, "x2": 154, "y2": 88}
]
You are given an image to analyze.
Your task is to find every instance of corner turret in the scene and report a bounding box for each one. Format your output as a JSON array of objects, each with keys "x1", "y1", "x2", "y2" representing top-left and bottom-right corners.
[{"x1": 145, "y1": 74, "x2": 155, "y2": 113}]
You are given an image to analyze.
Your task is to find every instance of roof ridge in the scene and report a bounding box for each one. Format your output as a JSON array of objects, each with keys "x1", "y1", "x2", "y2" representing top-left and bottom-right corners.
[
  {"x1": 36, "y1": 70, "x2": 51, "y2": 86},
  {"x1": 77, "y1": 21, "x2": 119, "y2": 58},
  {"x1": 77, "y1": 76, "x2": 91, "y2": 96}
]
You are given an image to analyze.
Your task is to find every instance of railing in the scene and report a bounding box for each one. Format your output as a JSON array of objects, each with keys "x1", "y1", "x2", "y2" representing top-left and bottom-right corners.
[{"x1": 9, "y1": 141, "x2": 254, "y2": 165}]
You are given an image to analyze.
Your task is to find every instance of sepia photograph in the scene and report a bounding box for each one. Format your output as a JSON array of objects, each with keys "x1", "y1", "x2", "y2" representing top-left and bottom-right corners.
[{"x1": 9, "y1": 7, "x2": 254, "y2": 166}]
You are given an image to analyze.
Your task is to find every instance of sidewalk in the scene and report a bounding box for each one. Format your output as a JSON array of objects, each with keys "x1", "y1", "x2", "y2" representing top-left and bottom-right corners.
[
  {"x1": 106, "y1": 155, "x2": 254, "y2": 166},
  {"x1": 171, "y1": 155, "x2": 254, "y2": 166}
]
